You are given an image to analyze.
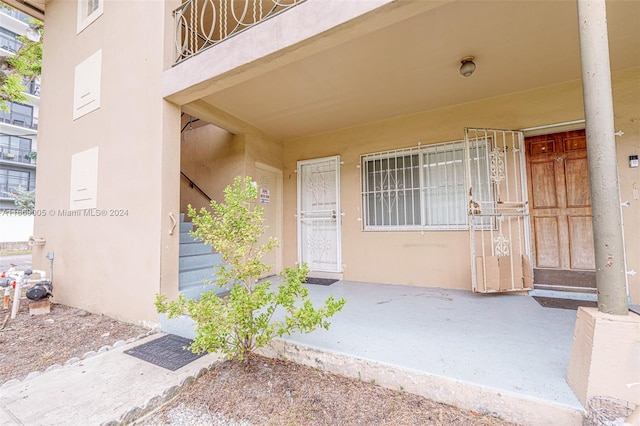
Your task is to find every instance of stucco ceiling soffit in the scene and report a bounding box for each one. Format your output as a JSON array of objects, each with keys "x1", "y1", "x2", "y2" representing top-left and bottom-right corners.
[
  {"x1": 182, "y1": 100, "x2": 277, "y2": 141},
  {"x1": 3, "y1": 0, "x2": 45, "y2": 20},
  {"x1": 163, "y1": 0, "x2": 451, "y2": 106},
  {"x1": 195, "y1": 0, "x2": 639, "y2": 140}
]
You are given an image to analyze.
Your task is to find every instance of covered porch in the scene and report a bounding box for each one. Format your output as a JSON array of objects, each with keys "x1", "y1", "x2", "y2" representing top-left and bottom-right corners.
[
  {"x1": 267, "y1": 280, "x2": 585, "y2": 425},
  {"x1": 166, "y1": 0, "x2": 640, "y2": 302},
  {"x1": 163, "y1": 1, "x2": 640, "y2": 419}
]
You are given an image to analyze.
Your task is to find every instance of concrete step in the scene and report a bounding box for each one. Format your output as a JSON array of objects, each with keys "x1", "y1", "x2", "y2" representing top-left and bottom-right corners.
[
  {"x1": 179, "y1": 241, "x2": 213, "y2": 257},
  {"x1": 178, "y1": 212, "x2": 225, "y2": 300},
  {"x1": 179, "y1": 267, "x2": 219, "y2": 289},
  {"x1": 179, "y1": 253, "x2": 223, "y2": 272},
  {"x1": 179, "y1": 232, "x2": 200, "y2": 244},
  {"x1": 529, "y1": 289, "x2": 597, "y2": 301},
  {"x1": 158, "y1": 313, "x2": 197, "y2": 340},
  {"x1": 179, "y1": 221, "x2": 193, "y2": 233},
  {"x1": 179, "y1": 282, "x2": 228, "y2": 301}
]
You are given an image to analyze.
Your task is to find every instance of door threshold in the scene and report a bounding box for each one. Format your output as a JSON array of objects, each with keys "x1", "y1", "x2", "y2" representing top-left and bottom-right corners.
[
  {"x1": 533, "y1": 283, "x2": 597, "y2": 294},
  {"x1": 306, "y1": 271, "x2": 343, "y2": 281},
  {"x1": 529, "y1": 288, "x2": 597, "y2": 302}
]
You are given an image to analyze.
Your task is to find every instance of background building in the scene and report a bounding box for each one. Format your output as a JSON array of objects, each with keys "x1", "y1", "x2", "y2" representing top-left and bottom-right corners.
[{"x1": 0, "y1": 2, "x2": 39, "y2": 246}]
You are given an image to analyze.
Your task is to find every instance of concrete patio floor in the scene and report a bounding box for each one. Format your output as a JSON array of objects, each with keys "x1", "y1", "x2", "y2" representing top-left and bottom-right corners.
[{"x1": 260, "y1": 280, "x2": 585, "y2": 425}]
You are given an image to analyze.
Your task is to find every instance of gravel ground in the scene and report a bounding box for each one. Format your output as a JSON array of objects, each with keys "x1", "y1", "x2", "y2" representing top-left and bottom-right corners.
[{"x1": 137, "y1": 355, "x2": 517, "y2": 426}]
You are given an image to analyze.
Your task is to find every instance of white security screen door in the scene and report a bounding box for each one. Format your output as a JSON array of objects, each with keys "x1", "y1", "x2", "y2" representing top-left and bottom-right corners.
[
  {"x1": 297, "y1": 156, "x2": 342, "y2": 273},
  {"x1": 465, "y1": 128, "x2": 533, "y2": 293}
]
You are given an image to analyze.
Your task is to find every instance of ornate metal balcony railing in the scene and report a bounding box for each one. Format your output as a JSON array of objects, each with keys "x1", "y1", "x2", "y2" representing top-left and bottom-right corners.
[{"x1": 174, "y1": 0, "x2": 305, "y2": 63}]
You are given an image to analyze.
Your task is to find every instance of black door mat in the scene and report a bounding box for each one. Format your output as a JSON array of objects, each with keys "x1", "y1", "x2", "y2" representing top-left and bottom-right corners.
[
  {"x1": 533, "y1": 296, "x2": 598, "y2": 311},
  {"x1": 304, "y1": 277, "x2": 339, "y2": 286},
  {"x1": 124, "y1": 334, "x2": 206, "y2": 371}
]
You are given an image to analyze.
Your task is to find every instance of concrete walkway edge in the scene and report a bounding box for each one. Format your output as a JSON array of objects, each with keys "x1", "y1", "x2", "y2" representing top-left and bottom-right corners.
[
  {"x1": 259, "y1": 339, "x2": 586, "y2": 426},
  {"x1": 0, "y1": 333, "x2": 220, "y2": 426}
]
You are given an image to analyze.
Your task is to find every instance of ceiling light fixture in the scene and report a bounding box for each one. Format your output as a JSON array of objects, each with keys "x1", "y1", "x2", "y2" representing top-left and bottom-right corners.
[{"x1": 459, "y1": 56, "x2": 476, "y2": 77}]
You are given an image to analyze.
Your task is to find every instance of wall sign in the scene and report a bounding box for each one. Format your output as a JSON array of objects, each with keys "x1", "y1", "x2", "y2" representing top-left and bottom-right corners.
[{"x1": 260, "y1": 188, "x2": 270, "y2": 204}]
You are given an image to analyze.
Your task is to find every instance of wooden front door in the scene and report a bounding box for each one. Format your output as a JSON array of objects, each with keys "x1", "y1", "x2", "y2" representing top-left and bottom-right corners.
[{"x1": 525, "y1": 130, "x2": 596, "y2": 291}]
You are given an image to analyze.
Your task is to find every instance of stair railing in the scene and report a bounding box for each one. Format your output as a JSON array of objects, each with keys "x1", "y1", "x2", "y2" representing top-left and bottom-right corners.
[{"x1": 181, "y1": 171, "x2": 213, "y2": 202}]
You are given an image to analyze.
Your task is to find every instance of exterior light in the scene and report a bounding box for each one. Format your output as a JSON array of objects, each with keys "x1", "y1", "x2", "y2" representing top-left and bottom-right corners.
[{"x1": 459, "y1": 56, "x2": 476, "y2": 77}]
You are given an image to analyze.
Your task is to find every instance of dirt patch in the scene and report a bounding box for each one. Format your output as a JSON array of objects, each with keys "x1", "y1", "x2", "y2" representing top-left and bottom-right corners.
[
  {"x1": 140, "y1": 355, "x2": 517, "y2": 426},
  {"x1": 0, "y1": 297, "x2": 148, "y2": 383}
]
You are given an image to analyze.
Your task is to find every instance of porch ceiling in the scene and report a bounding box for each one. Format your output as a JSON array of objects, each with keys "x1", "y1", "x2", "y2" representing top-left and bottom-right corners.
[
  {"x1": 196, "y1": 0, "x2": 640, "y2": 140},
  {"x1": 3, "y1": 0, "x2": 45, "y2": 20}
]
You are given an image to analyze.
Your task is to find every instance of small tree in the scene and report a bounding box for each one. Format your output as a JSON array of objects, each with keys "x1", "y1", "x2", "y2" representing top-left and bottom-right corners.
[{"x1": 156, "y1": 176, "x2": 346, "y2": 361}]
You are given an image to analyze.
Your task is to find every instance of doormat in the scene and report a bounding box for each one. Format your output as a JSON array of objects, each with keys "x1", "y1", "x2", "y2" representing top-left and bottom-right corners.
[
  {"x1": 124, "y1": 334, "x2": 206, "y2": 371},
  {"x1": 533, "y1": 296, "x2": 598, "y2": 311},
  {"x1": 304, "y1": 277, "x2": 339, "y2": 286}
]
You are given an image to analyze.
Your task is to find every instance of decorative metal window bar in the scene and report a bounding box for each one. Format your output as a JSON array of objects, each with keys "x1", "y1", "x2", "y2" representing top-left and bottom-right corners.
[
  {"x1": 173, "y1": 0, "x2": 306, "y2": 63},
  {"x1": 361, "y1": 139, "x2": 491, "y2": 231}
]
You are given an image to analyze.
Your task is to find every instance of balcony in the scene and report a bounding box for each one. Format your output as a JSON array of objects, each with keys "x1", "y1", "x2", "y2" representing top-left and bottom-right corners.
[
  {"x1": 0, "y1": 147, "x2": 35, "y2": 165},
  {"x1": 0, "y1": 110, "x2": 38, "y2": 130},
  {"x1": 0, "y1": 173, "x2": 35, "y2": 195},
  {"x1": 174, "y1": 0, "x2": 305, "y2": 63},
  {"x1": 0, "y1": 4, "x2": 33, "y2": 24},
  {"x1": 0, "y1": 32, "x2": 22, "y2": 53},
  {"x1": 24, "y1": 79, "x2": 40, "y2": 97},
  {"x1": 0, "y1": 134, "x2": 35, "y2": 166}
]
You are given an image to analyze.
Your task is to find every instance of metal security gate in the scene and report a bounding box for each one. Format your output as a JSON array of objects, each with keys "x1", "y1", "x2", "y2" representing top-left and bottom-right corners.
[
  {"x1": 297, "y1": 156, "x2": 342, "y2": 273},
  {"x1": 465, "y1": 128, "x2": 533, "y2": 293}
]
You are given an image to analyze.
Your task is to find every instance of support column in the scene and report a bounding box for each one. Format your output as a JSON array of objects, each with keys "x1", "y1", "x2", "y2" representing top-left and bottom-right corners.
[{"x1": 577, "y1": 0, "x2": 628, "y2": 315}]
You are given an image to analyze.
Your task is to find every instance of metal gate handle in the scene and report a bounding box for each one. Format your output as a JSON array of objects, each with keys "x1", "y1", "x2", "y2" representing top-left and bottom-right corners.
[{"x1": 331, "y1": 210, "x2": 337, "y2": 219}]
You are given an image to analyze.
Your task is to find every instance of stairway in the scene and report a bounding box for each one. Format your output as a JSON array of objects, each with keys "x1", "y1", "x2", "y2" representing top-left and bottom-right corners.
[{"x1": 178, "y1": 213, "x2": 226, "y2": 300}]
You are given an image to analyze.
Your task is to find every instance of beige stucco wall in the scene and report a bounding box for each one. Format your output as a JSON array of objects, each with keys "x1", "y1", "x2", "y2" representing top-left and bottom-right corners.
[
  {"x1": 34, "y1": 1, "x2": 180, "y2": 325},
  {"x1": 180, "y1": 123, "x2": 242, "y2": 212},
  {"x1": 34, "y1": 0, "x2": 638, "y2": 326},
  {"x1": 179, "y1": 122, "x2": 285, "y2": 213},
  {"x1": 283, "y1": 67, "x2": 640, "y2": 303}
]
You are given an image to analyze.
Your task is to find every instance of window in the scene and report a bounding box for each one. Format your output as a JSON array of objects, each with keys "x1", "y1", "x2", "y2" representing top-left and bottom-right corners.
[
  {"x1": 0, "y1": 27, "x2": 22, "y2": 52},
  {"x1": 0, "y1": 102, "x2": 35, "y2": 128},
  {"x1": 362, "y1": 152, "x2": 421, "y2": 228},
  {"x1": 77, "y1": 0, "x2": 103, "y2": 34},
  {"x1": 0, "y1": 134, "x2": 32, "y2": 163},
  {"x1": 0, "y1": 169, "x2": 34, "y2": 194},
  {"x1": 361, "y1": 140, "x2": 492, "y2": 230}
]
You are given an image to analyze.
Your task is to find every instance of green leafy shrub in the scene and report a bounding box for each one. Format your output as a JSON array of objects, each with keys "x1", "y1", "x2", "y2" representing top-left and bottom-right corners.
[{"x1": 156, "y1": 176, "x2": 346, "y2": 361}]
